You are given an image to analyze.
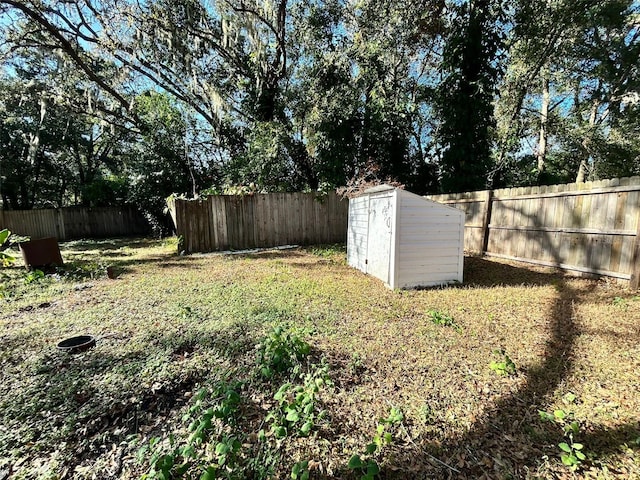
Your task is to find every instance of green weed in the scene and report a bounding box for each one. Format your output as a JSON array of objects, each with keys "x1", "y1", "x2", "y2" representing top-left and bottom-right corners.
[
  {"x1": 347, "y1": 455, "x2": 380, "y2": 480},
  {"x1": 539, "y1": 404, "x2": 587, "y2": 470},
  {"x1": 0, "y1": 229, "x2": 16, "y2": 267},
  {"x1": 139, "y1": 382, "x2": 244, "y2": 480},
  {"x1": 347, "y1": 407, "x2": 403, "y2": 479},
  {"x1": 266, "y1": 365, "x2": 330, "y2": 438},
  {"x1": 290, "y1": 460, "x2": 310, "y2": 480},
  {"x1": 256, "y1": 325, "x2": 311, "y2": 378},
  {"x1": 427, "y1": 309, "x2": 461, "y2": 332},
  {"x1": 489, "y1": 349, "x2": 516, "y2": 376},
  {"x1": 24, "y1": 269, "x2": 45, "y2": 285}
]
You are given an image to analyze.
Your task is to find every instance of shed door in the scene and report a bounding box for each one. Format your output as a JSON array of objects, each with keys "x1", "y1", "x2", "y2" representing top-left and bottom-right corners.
[{"x1": 366, "y1": 196, "x2": 393, "y2": 283}]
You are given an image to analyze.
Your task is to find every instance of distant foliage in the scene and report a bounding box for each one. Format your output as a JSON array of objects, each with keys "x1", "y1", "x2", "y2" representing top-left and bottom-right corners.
[{"x1": 0, "y1": 0, "x2": 638, "y2": 203}]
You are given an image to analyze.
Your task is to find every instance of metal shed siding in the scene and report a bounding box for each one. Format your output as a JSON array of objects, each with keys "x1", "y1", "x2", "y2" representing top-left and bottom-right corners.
[{"x1": 395, "y1": 190, "x2": 464, "y2": 288}]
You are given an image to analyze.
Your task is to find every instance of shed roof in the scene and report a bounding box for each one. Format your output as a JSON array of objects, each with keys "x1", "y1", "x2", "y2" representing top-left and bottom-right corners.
[
  {"x1": 363, "y1": 184, "x2": 396, "y2": 194},
  {"x1": 358, "y1": 184, "x2": 464, "y2": 215}
]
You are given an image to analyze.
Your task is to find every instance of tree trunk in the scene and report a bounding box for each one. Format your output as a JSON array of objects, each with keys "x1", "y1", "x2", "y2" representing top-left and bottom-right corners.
[
  {"x1": 576, "y1": 98, "x2": 599, "y2": 183},
  {"x1": 575, "y1": 159, "x2": 587, "y2": 183},
  {"x1": 536, "y1": 65, "x2": 550, "y2": 181}
]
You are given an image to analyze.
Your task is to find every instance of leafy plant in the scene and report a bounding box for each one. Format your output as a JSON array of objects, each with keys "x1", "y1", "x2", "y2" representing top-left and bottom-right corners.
[
  {"x1": 347, "y1": 455, "x2": 380, "y2": 480},
  {"x1": 24, "y1": 269, "x2": 45, "y2": 285},
  {"x1": 140, "y1": 382, "x2": 244, "y2": 480},
  {"x1": 347, "y1": 407, "x2": 403, "y2": 479},
  {"x1": 187, "y1": 384, "x2": 242, "y2": 444},
  {"x1": 558, "y1": 438, "x2": 586, "y2": 468},
  {"x1": 256, "y1": 325, "x2": 311, "y2": 378},
  {"x1": 291, "y1": 460, "x2": 310, "y2": 480},
  {"x1": 212, "y1": 435, "x2": 242, "y2": 468},
  {"x1": 368, "y1": 407, "x2": 403, "y2": 453},
  {"x1": 139, "y1": 435, "x2": 192, "y2": 480},
  {"x1": 612, "y1": 296, "x2": 626, "y2": 308},
  {"x1": 0, "y1": 229, "x2": 16, "y2": 267},
  {"x1": 489, "y1": 349, "x2": 516, "y2": 376},
  {"x1": 427, "y1": 309, "x2": 461, "y2": 332},
  {"x1": 612, "y1": 296, "x2": 640, "y2": 309},
  {"x1": 266, "y1": 366, "x2": 329, "y2": 438},
  {"x1": 539, "y1": 405, "x2": 587, "y2": 470}
]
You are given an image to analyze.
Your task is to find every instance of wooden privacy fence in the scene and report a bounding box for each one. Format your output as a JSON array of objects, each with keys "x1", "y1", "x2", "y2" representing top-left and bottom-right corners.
[
  {"x1": 0, "y1": 206, "x2": 150, "y2": 241},
  {"x1": 428, "y1": 176, "x2": 640, "y2": 287},
  {"x1": 168, "y1": 192, "x2": 349, "y2": 253}
]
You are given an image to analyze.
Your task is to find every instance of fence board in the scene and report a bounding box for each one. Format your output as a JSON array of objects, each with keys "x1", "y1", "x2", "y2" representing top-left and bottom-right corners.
[
  {"x1": 428, "y1": 176, "x2": 640, "y2": 285},
  {"x1": 1, "y1": 206, "x2": 149, "y2": 241},
  {"x1": 169, "y1": 192, "x2": 348, "y2": 253}
]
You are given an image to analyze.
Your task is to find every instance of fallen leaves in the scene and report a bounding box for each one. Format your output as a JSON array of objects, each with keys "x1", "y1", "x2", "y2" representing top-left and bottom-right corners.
[{"x1": 1, "y1": 242, "x2": 639, "y2": 478}]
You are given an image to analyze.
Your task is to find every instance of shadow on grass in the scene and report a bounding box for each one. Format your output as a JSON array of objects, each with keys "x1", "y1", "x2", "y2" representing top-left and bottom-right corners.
[
  {"x1": 324, "y1": 262, "x2": 638, "y2": 479},
  {"x1": 379, "y1": 208, "x2": 640, "y2": 478},
  {"x1": 463, "y1": 255, "x2": 568, "y2": 288},
  {"x1": 0, "y1": 318, "x2": 265, "y2": 477},
  {"x1": 60, "y1": 237, "x2": 163, "y2": 252}
]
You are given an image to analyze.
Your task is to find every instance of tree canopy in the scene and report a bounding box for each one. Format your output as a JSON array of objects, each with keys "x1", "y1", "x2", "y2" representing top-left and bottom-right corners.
[{"x1": 1, "y1": 0, "x2": 639, "y2": 214}]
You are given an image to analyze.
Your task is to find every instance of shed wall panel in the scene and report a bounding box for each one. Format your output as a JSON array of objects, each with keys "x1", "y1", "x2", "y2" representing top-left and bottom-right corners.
[
  {"x1": 347, "y1": 196, "x2": 369, "y2": 272},
  {"x1": 399, "y1": 271, "x2": 463, "y2": 289},
  {"x1": 395, "y1": 189, "x2": 464, "y2": 288}
]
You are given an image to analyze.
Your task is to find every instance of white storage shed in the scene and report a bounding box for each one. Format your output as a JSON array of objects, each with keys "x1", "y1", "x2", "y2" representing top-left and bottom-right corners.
[{"x1": 347, "y1": 185, "x2": 465, "y2": 289}]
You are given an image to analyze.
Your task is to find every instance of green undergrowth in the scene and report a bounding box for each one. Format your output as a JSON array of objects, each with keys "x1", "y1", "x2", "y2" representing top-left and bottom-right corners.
[{"x1": 1, "y1": 237, "x2": 639, "y2": 479}]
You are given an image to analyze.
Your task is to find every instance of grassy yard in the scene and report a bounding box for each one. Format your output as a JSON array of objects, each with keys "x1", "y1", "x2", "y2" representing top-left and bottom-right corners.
[{"x1": 1, "y1": 238, "x2": 639, "y2": 479}]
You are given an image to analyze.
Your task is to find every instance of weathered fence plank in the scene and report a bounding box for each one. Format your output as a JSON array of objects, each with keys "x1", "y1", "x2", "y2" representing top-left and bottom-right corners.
[
  {"x1": 428, "y1": 176, "x2": 640, "y2": 285},
  {"x1": 169, "y1": 192, "x2": 349, "y2": 253},
  {"x1": 1, "y1": 206, "x2": 150, "y2": 241},
  {"x1": 630, "y1": 209, "x2": 640, "y2": 289}
]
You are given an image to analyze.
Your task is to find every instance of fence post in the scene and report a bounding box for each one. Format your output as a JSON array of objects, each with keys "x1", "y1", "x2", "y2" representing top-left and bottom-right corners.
[
  {"x1": 480, "y1": 189, "x2": 494, "y2": 255},
  {"x1": 630, "y1": 211, "x2": 640, "y2": 290}
]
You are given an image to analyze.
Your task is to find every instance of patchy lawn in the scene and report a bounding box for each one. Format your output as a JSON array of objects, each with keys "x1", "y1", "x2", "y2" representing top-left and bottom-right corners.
[{"x1": 1, "y1": 238, "x2": 639, "y2": 479}]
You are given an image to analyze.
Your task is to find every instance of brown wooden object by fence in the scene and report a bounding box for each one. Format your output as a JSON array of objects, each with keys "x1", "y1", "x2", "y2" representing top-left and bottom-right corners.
[{"x1": 19, "y1": 237, "x2": 64, "y2": 269}]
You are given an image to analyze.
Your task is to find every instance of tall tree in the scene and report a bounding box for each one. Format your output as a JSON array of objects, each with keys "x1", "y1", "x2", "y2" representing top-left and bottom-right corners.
[
  {"x1": 436, "y1": 0, "x2": 506, "y2": 193},
  {"x1": 288, "y1": 0, "x2": 445, "y2": 191},
  {"x1": 495, "y1": 0, "x2": 640, "y2": 186},
  {"x1": 0, "y1": 51, "x2": 130, "y2": 208}
]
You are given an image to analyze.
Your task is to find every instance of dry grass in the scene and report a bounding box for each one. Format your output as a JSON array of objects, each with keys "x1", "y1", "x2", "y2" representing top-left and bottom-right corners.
[{"x1": 0, "y1": 238, "x2": 639, "y2": 479}]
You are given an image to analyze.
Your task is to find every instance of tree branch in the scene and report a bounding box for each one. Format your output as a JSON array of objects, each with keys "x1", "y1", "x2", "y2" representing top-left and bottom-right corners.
[{"x1": 1, "y1": 0, "x2": 134, "y2": 118}]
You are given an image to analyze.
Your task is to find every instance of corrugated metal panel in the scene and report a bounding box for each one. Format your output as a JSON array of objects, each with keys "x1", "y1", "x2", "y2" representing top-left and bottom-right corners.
[
  {"x1": 399, "y1": 271, "x2": 462, "y2": 289},
  {"x1": 397, "y1": 263, "x2": 460, "y2": 274},
  {"x1": 398, "y1": 212, "x2": 463, "y2": 223},
  {"x1": 398, "y1": 256, "x2": 461, "y2": 267},
  {"x1": 399, "y1": 229, "x2": 463, "y2": 239}
]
